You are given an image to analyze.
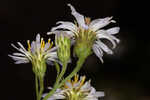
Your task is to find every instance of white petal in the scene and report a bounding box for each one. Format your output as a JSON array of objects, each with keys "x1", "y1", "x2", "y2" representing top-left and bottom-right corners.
[
  {"x1": 89, "y1": 17, "x2": 115, "y2": 31},
  {"x1": 47, "y1": 32, "x2": 53, "y2": 35},
  {"x1": 45, "y1": 51, "x2": 57, "y2": 58},
  {"x1": 46, "y1": 47, "x2": 58, "y2": 54},
  {"x1": 95, "y1": 91, "x2": 105, "y2": 97},
  {"x1": 96, "y1": 30, "x2": 118, "y2": 49},
  {"x1": 8, "y1": 55, "x2": 29, "y2": 64},
  {"x1": 35, "y1": 34, "x2": 41, "y2": 51},
  {"x1": 81, "y1": 81, "x2": 91, "y2": 91},
  {"x1": 17, "y1": 42, "x2": 27, "y2": 52},
  {"x1": 31, "y1": 41, "x2": 36, "y2": 53},
  {"x1": 12, "y1": 53, "x2": 26, "y2": 57},
  {"x1": 90, "y1": 87, "x2": 96, "y2": 94},
  {"x1": 44, "y1": 43, "x2": 50, "y2": 51},
  {"x1": 36, "y1": 34, "x2": 41, "y2": 43},
  {"x1": 67, "y1": 4, "x2": 88, "y2": 29},
  {"x1": 106, "y1": 27, "x2": 120, "y2": 35},
  {"x1": 50, "y1": 31, "x2": 75, "y2": 39},
  {"x1": 56, "y1": 21, "x2": 77, "y2": 31},
  {"x1": 92, "y1": 44, "x2": 104, "y2": 63},
  {"x1": 11, "y1": 43, "x2": 20, "y2": 52},
  {"x1": 89, "y1": 18, "x2": 103, "y2": 27},
  {"x1": 95, "y1": 40, "x2": 113, "y2": 55},
  {"x1": 51, "y1": 24, "x2": 76, "y2": 33},
  {"x1": 8, "y1": 55, "x2": 28, "y2": 60},
  {"x1": 15, "y1": 59, "x2": 29, "y2": 64},
  {"x1": 11, "y1": 43, "x2": 32, "y2": 60}
]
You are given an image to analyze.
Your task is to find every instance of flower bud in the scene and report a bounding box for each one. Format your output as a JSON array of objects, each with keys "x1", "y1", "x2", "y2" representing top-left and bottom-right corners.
[{"x1": 56, "y1": 33, "x2": 71, "y2": 64}]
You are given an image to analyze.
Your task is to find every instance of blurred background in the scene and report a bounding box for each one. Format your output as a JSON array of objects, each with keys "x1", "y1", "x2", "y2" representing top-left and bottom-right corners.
[{"x1": 1, "y1": 0, "x2": 150, "y2": 100}]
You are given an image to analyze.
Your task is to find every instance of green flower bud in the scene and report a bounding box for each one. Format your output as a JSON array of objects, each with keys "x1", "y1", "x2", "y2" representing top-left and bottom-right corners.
[{"x1": 56, "y1": 34, "x2": 71, "y2": 64}]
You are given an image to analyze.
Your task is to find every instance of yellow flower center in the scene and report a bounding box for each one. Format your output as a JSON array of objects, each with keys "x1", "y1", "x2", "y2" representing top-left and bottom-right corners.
[
  {"x1": 27, "y1": 38, "x2": 53, "y2": 52},
  {"x1": 64, "y1": 75, "x2": 86, "y2": 89}
]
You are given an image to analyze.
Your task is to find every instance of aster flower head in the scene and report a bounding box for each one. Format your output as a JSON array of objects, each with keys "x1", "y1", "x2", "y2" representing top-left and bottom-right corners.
[
  {"x1": 43, "y1": 75, "x2": 104, "y2": 100},
  {"x1": 49, "y1": 4, "x2": 120, "y2": 62},
  {"x1": 9, "y1": 34, "x2": 58, "y2": 77}
]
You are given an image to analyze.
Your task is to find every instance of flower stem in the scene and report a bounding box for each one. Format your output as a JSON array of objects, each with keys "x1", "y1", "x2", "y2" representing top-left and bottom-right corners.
[
  {"x1": 38, "y1": 78, "x2": 44, "y2": 100},
  {"x1": 35, "y1": 75, "x2": 39, "y2": 100},
  {"x1": 43, "y1": 57, "x2": 86, "y2": 100},
  {"x1": 43, "y1": 62, "x2": 67, "y2": 100}
]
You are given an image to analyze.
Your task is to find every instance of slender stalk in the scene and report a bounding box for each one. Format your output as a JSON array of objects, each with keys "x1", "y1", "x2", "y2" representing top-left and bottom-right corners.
[
  {"x1": 43, "y1": 57, "x2": 86, "y2": 100},
  {"x1": 35, "y1": 75, "x2": 39, "y2": 100},
  {"x1": 38, "y1": 78, "x2": 44, "y2": 100},
  {"x1": 57, "y1": 57, "x2": 85, "y2": 90},
  {"x1": 43, "y1": 62, "x2": 67, "y2": 100}
]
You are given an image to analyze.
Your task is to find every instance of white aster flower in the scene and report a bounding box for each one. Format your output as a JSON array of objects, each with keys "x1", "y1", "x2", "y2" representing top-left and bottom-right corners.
[
  {"x1": 9, "y1": 34, "x2": 58, "y2": 77},
  {"x1": 43, "y1": 75, "x2": 104, "y2": 100},
  {"x1": 48, "y1": 4, "x2": 120, "y2": 62}
]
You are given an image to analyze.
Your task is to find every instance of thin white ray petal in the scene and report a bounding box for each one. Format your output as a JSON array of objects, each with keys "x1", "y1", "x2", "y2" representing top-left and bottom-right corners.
[
  {"x1": 90, "y1": 87, "x2": 96, "y2": 94},
  {"x1": 44, "y1": 43, "x2": 50, "y2": 51},
  {"x1": 47, "y1": 32, "x2": 53, "y2": 35},
  {"x1": 81, "y1": 81, "x2": 91, "y2": 91},
  {"x1": 89, "y1": 18, "x2": 103, "y2": 27},
  {"x1": 36, "y1": 34, "x2": 41, "y2": 43},
  {"x1": 8, "y1": 55, "x2": 28, "y2": 60},
  {"x1": 56, "y1": 21, "x2": 77, "y2": 30},
  {"x1": 92, "y1": 44, "x2": 104, "y2": 63},
  {"x1": 95, "y1": 91, "x2": 105, "y2": 97},
  {"x1": 106, "y1": 27, "x2": 120, "y2": 34},
  {"x1": 11, "y1": 44, "x2": 26, "y2": 54},
  {"x1": 96, "y1": 31, "x2": 117, "y2": 49},
  {"x1": 17, "y1": 42, "x2": 27, "y2": 52},
  {"x1": 15, "y1": 59, "x2": 29, "y2": 64},
  {"x1": 49, "y1": 31, "x2": 75, "y2": 39},
  {"x1": 89, "y1": 17, "x2": 115, "y2": 31},
  {"x1": 35, "y1": 34, "x2": 41, "y2": 52},
  {"x1": 12, "y1": 53, "x2": 25, "y2": 57},
  {"x1": 46, "y1": 46, "x2": 58, "y2": 53},
  {"x1": 67, "y1": 4, "x2": 88, "y2": 29},
  {"x1": 31, "y1": 41, "x2": 36, "y2": 53},
  {"x1": 51, "y1": 25, "x2": 71, "y2": 31},
  {"x1": 11, "y1": 43, "x2": 20, "y2": 51},
  {"x1": 96, "y1": 40, "x2": 113, "y2": 54}
]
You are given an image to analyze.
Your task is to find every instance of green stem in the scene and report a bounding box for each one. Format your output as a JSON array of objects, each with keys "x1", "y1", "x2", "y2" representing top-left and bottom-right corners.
[
  {"x1": 43, "y1": 57, "x2": 86, "y2": 100},
  {"x1": 38, "y1": 78, "x2": 44, "y2": 100},
  {"x1": 35, "y1": 75, "x2": 39, "y2": 100},
  {"x1": 43, "y1": 62, "x2": 67, "y2": 100}
]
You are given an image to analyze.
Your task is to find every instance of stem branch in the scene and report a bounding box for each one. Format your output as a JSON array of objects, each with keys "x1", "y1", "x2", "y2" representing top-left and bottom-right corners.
[{"x1": 43, "y1": 57, "x2": 86, "y2": 100}]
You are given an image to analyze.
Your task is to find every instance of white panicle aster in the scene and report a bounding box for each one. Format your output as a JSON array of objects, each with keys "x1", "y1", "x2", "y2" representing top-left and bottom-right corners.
[
  {"x1": 43, "y1": 75, "x2": 104, "y2": 100},
  {"x1": 48, "y1": 4, "x2": 120, "y2": 63},
  {"x1": 9, "y1": 34, "x2": 58, "y2": 65}
]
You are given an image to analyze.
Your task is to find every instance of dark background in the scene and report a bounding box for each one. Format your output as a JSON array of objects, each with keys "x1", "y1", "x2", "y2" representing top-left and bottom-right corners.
[{"x1": 1, "y1": 0, "x2": 150, "y2": 100}]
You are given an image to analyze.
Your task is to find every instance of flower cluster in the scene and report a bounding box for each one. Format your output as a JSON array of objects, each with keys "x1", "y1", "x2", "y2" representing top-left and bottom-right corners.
[
  {"x1": 9, "y1": 3, "x2": 120, "y2": 100},
  {"x1": 9, "y1": 34, "x2": 58, "y2": 78},
  {"x1": 49, "y1": 4, "x2": 120, "y2": 62},
  {"x1": 43, "y1": 75, "x2": 104, "y2": 100}
]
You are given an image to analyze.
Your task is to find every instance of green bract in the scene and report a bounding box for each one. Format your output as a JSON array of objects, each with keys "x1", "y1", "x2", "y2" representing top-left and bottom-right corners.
[
  {"x1": 56, "y1": 34, "x2": 71, "y2": 64},
  {"x1": 74, "y1": 29, "x2": 96, "y2": 58}
]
